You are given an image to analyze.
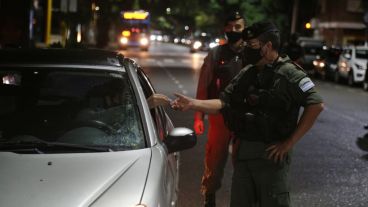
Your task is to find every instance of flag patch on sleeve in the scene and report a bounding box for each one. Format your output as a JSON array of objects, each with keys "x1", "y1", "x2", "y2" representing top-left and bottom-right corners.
[{"x1": 299, "y1": 77, "x2": 315, "y2": 92}]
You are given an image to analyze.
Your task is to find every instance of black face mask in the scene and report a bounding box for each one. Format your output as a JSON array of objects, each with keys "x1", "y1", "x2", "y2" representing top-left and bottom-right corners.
[
  {"x1": 225, "y1": 31, "x2": 242, "y2": 44},
  {"x1": 244, "y1": 46, "x2": 263, "y2": 65}
]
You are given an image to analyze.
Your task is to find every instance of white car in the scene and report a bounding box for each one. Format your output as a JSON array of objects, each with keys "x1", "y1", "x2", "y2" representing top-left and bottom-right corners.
[
  {"x1": 0, "y1": 49, "x2": 196, "y2": 207},
  {"x1": 335, "y1": 45, "x2": 368, "y2": 85}
]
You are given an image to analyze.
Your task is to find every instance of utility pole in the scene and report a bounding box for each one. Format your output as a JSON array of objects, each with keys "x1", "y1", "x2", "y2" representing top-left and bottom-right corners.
[
  {"x1": 45, "y1": 0, "x2": 53, "y2": 45},
  {"x1": 291, "y1": 0, "x2": 299, "y2": 34}
]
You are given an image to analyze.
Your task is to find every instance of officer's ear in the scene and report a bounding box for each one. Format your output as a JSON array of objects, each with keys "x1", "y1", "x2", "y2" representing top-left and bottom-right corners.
[{"x1": 264, "y1": 41, "x2": 273, "y2": 50}]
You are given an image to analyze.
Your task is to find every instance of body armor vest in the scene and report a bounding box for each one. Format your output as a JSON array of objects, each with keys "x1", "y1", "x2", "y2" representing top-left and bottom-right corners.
[
  {"x1": 208, "y1": 44, "x2": 245, "y2": 99},
  {"x1": 225, "y1": 58, "x2": 301, "y2": 143}
]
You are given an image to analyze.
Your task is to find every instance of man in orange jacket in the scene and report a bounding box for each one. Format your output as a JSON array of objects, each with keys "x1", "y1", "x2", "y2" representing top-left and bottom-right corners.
[{"x1": 194, "y1": 11, "x2": 247, "y2": 207}]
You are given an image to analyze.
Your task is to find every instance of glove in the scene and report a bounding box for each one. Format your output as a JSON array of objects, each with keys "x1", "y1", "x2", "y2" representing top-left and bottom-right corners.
[
  {"x1": 194, "y1": 119, "x2": 204, "y2": 135},
  {"x1": 194, "y1": 111, "x2": 205, "y2": 135}
]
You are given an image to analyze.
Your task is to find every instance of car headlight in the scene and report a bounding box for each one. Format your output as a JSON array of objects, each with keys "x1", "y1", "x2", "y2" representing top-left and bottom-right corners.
[
  {"x1": 120, "y1": 37, "x2": 128, "y2": 45},
  {"x1": 150, "y1": 35, "x2": 156, "y2": 41},
  {"x1": 319, "y1": 62, "x2": 325, "y2": 68},
  {"x1": 140, "y1": 37, "x2": 149, "y2": 46},
  {"x1": 193, "y1": 41, "x2": 202, "y2": 50},
  {"x1": 209, "y1": 42, "x2": 218, "y2": 48},
  {"x1": 313, "y1": 60, "x2": 318, "y2": 66},
  {"x1": 339, "y1": 61, "x2": 350, "y2": 72}
]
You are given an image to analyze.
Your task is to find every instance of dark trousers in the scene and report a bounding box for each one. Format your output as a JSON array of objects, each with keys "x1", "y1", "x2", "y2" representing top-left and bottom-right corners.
[{"x1": 230, "y1": 155, "x2": 291, "y2": 207}]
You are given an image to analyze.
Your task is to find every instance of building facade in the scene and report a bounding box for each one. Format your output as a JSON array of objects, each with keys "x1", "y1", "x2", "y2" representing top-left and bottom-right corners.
[{"x1": 313, "y1": 0, "x2": 366, "y2": 46}]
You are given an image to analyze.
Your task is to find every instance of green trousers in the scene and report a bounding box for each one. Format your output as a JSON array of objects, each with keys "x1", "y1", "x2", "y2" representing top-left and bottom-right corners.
[{"x1": 230, "y1": 155, "x2": 291, "y2": 207}]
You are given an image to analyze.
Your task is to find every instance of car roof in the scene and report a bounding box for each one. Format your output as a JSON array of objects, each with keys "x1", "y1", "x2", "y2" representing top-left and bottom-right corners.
[{"x1": 0, "y1": 49, "x2": 125, "y2": 67}]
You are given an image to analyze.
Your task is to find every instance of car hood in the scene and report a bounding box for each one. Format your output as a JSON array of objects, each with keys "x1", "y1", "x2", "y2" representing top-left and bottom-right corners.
[{"x1": 0, "y1": 149, "x2": 151, "y2": 207}]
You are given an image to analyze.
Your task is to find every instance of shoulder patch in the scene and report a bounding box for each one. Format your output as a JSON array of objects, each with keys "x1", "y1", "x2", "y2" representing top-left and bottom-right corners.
[{"x1": 299, "y1": 77, "x2": 315, "y2": 92}]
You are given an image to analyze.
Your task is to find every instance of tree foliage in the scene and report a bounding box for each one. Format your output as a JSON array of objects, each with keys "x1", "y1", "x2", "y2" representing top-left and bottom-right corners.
[{"x1": 99, "y1": 0, "x2": 312, "y2": 38}]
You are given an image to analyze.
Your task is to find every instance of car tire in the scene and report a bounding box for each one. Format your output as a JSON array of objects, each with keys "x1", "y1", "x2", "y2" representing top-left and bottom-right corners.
[
  {"x1": 347, "y1": 71, "x2": 354, "y2": 86},
  {"x1": 334, "y1": 71, "x2": 340, "y2": 83},
  {"x1": 363, "y1": 81, "x2": 368, "y2": 91}
]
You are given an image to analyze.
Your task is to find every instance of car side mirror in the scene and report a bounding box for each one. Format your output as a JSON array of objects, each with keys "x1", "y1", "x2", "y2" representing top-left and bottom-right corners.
[
  {"x1": 344, "y1": 54, "x2": 351, "y2": 59},
  {"x1": 164, "y1": 127, "x2": 196, "y2": 153}
]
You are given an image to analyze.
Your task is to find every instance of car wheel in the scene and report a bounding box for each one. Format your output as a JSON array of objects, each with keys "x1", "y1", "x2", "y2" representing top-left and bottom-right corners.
[
  {"x1": 363, "y1": 81, "x2": 368, "y2": 91},
  {"x1": 334, "y1": 71, "x2": 340, "y2": 83},
  {"x1": 348, "y1": 72, "x2": 354, "y2": 86}
]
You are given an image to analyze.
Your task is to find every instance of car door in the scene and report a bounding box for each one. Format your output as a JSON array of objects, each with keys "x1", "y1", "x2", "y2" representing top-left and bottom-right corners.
[{"x1": 136, "y1": 67, "x2": 180, "y2": 206}]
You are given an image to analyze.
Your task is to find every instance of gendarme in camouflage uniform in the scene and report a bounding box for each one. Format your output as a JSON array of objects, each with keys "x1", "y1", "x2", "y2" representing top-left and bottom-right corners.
[
  {"x1": 217, "y1": 21, "x2": 324, "y2": 207},
  {"x1": 220, "y1": 54, "x2": 322, "y2": 206},
  {"x1": 172, "y1": 21, "x2": 324, "y2": 207}
]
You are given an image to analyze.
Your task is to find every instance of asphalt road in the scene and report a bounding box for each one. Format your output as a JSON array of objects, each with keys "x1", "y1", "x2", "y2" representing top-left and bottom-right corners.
[{"x1": 119, "y1": 42, "x2": 368, "y2": 207}]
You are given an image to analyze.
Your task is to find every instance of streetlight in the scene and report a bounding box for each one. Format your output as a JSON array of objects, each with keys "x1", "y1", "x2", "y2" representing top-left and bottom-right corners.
[
  {"x1": 166, "y1": 8, "x2": 171, "y2": 14},
  {"x1": 305, "y1": 22, "x2": 311, "y2": 29},
  {"x1": 184, "y1": 26, "x2": 189, "y2": 31}
]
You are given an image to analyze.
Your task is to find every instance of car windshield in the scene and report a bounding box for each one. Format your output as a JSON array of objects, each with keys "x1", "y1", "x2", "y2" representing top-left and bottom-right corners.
[
  {"x1": 322, "y1": 49, "x2": 341, "y2": 62},
  {"x1": 0, "y1": 67, "x2": 145, "y2": 153},
  {"x1": 197, "y1": 36, "x2": 212, "y2": 42},
  {"x1": 356, "y1": 49, "x2": 368, "y2": 59},
  {"x1": 303, "y1": 45, "x2": 323, "y2": 55}
]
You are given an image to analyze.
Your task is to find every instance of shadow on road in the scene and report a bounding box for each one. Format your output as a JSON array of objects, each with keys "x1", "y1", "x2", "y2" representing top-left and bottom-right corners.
[{"x1": 357, "y1": 125, "x2": 368, "y2": 159}]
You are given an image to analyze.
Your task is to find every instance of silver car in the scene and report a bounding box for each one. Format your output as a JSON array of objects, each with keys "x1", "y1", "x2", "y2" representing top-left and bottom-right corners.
[{"x1": 0, "y1": 49, "x2": 196, "y2": 207}]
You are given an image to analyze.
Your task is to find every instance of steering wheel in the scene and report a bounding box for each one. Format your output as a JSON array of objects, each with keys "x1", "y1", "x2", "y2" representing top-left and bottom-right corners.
[{"x1": 69, "y1": 120, "x2": 117, "y2": 135}]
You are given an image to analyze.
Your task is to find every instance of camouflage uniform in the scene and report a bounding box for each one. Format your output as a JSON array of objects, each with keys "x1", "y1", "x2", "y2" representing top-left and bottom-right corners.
[{"x1": 219, "y1": 55, "x2": 323, "y2": 207}]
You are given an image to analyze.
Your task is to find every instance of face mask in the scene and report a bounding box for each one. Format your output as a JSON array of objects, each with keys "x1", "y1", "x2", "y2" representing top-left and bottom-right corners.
[
  {"x1": 244, "y1": 46, "x2": 263, "y2": 65},
  {"x1": 225, "y1": 31, "x2": 242, "y2": 44}
]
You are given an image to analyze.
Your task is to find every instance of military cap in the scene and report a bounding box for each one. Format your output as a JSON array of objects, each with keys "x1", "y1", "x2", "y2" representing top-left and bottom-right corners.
[
  {"x1": 225, "y1": 10, "x2": 244, "y2": 23},
  {"x1": 242, "y1": 21, "x2": 279, "y2": 40}
]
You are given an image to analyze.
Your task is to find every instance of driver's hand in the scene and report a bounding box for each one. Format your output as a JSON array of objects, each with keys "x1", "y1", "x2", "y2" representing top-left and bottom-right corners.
[{"x1": 147, "y1": 94, "x2": 171, "y2": 109}]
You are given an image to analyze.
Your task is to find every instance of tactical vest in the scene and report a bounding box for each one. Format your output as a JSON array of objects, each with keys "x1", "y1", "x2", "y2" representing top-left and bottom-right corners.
[
  {"x1": 225, "y1": 56, "x2": 302, "y2": 143},
  {"x1": 208, "y1": 44, "x2": 245, "y2": 99}
]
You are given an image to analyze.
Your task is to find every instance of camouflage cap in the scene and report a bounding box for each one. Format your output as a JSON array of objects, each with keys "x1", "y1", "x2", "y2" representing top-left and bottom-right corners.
[{"x1": 242, "y1": 21, "x2": 279, "y2": 40}]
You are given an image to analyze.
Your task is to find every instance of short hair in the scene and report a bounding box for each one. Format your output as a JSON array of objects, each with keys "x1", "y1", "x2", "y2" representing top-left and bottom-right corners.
[{"x1": 258, "y1": 30, "x2": 281, "y2": 51}]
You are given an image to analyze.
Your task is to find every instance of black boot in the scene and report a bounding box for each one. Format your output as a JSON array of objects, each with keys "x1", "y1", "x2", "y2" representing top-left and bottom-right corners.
[{"x1": 204, "y1": 193, "x2": 216, "y2": 207}]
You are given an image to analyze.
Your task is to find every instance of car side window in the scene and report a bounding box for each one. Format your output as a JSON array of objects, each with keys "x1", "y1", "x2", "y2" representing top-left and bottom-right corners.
[{"x1": 136, "y1": 68, "x2": 167, "y2": 140}]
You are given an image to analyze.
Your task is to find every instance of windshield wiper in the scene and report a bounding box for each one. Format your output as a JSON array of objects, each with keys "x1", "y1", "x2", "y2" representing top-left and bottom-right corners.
[{"x1": 0, "y1": 140, "x2": 114, "y2": 153}]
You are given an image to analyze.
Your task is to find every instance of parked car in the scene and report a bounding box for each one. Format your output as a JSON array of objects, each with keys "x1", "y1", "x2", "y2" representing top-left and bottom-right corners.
[
  {"x1": 312, "y1": 46, "x2": 342, "y2": 80},
  {"x1": 0, "y1": 49, "x2": 196, "y2": 207},
  {"x1": 298, "y1": 37, "x2": 325, "y2": 75},
  {"x1": 335, "y1": 45, "x2": 368, "y2": 85},
  {"x1": 363, "y1": 62, "x2": 368, "y2": 91},
  {"x1": 189, "y1": 35, "x2": 218, "y2": 53}
]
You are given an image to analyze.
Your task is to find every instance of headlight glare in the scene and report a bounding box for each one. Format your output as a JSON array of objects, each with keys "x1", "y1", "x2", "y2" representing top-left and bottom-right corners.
[
  {"x1": 140, "y1": 37, "x2": 149, "y2": 45},
  {"x1": 193, "y1": 41, "x2": 202, "y2": 50},
  {"x1": 120, "y1": 37, "x2": 128, "y2": 44}
]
